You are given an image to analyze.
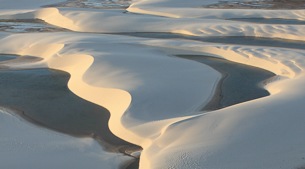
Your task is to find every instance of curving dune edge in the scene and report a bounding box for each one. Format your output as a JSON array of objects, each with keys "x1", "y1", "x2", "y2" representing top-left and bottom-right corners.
[{"x1": 0, "y1": 0, "x2": 305, "y2": 169}]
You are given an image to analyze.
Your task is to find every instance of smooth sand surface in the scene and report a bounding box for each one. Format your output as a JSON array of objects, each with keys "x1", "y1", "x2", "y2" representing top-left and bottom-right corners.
[{"x1": 0, "y1": 0, "x2": 305, "y2": 169}]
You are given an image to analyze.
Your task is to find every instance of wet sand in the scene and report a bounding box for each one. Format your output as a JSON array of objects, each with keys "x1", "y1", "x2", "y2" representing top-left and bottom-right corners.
[
  {"x1": 178, "y1": 55, "x2": 275, "y2": 111},
  {"x1": 0, "y1": 68, "x2": 141, "y2": 157}
]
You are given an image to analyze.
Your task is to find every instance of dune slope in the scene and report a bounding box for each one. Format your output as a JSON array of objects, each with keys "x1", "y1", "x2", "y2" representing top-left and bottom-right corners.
[{"x1": 0, "y1": 0, "x2": 305, "y2": 169}]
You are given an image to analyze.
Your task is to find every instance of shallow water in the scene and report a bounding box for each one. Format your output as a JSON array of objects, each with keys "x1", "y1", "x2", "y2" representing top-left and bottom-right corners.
[
  {"x1": 0, "y1": 54, "x2": 17, "y2": 62},
  {"x1": 178, "y1": 55, "x2": 275, "y2": 111},
  {"x1": 0, "y1": 19, "x2": 68, "y2": 33},
  {"x1": 0, "y1": 68, "x2": 139, "y2": 153}
]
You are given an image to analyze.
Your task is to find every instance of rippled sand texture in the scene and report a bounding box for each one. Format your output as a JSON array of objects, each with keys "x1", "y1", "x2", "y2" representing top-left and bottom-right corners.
[{"x1": 0, "y1": 0, "x2": 305, "y2": 169}]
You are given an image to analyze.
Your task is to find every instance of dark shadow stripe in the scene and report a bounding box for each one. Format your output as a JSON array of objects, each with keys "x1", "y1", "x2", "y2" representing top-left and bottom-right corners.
[{"x1": 228, "y1": 18, "x2": 305, "y2": 25}]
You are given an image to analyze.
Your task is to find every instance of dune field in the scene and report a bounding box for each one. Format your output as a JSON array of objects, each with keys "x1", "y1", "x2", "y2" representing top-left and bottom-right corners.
[{"x1": 0, "y1": 0, "x2": 305, "y2": 169}]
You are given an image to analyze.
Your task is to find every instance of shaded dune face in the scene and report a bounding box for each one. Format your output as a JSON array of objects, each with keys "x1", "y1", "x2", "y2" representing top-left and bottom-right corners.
[
  {"x1": 0, "y1": 68, "x2": 140, "y2": 153},
  {"x1": 0, "y1": 0, "x2": 304, "y2": 168}
]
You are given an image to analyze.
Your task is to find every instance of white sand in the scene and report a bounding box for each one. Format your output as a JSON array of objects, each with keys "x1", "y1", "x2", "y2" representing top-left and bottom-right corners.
[{"x1": 0, "y1": 0, "x2": 305, "y2": 169}]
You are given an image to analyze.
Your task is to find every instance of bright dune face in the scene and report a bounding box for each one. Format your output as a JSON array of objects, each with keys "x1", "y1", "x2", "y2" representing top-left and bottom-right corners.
[
  {"x1": 0, "y1": 32, "x2": 220, "y2": 144},
  {"x1": 0, "y1": 0, "x2": 305, "y2": 169}
]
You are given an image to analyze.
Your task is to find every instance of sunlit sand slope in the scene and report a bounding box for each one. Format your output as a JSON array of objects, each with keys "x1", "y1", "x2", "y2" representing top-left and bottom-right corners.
[{"x1": 0, "y1": 0, "x2": 305, "y2": 168}]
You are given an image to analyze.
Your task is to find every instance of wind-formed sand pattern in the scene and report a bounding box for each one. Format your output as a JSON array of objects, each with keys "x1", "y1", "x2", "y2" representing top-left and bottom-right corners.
[{"x1": 0, "y1": 0, "x2": 305, "y2": 169}]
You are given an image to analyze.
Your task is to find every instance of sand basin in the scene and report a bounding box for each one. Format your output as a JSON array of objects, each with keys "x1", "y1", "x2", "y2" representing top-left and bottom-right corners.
[
  {"x1": 178, "y1": 55, "x2": 275, "y2": 111},
  {"x1": 0, "y1": 0, "x2": 305, "y2": 168},
  {"x1": 0, "y1": 68, "x2": 140, "y2": 157}
]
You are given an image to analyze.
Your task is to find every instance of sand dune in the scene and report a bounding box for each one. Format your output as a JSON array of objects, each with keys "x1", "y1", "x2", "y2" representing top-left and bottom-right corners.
[
  {"x1": 1, "y1": 7, "x2": 305, "y2": 41},
  {"x1": 0, "y1": 0, "x2": 305, "y2": 169}
]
